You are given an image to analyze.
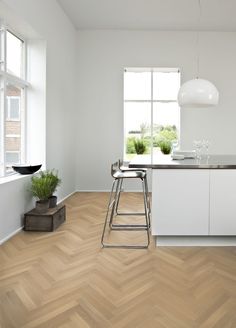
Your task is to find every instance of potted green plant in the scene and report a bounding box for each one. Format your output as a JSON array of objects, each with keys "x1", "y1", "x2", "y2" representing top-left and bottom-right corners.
[
  {"x1": 30, "y1": 174, "x2": 54, "y2": 213},
  {"x1": 133, "y1": 138, "x2": 147, "y2": 154},
  {"x1": 159, "y1": 139, "x2": 172, "y2": 154},
  {"x1": 39, "y1": 169, "x2": 61, "y2": 208}
]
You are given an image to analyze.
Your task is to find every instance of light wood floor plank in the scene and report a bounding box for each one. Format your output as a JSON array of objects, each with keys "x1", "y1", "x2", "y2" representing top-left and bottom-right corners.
[{"x1": 1, "y1": 192, "x2": 236, "y2": 327}]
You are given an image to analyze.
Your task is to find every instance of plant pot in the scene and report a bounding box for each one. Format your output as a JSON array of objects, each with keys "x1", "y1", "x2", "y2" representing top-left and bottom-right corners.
[
  {"x1": 35, "y1": 200, "x2": 49, "y2": 213},
  {"x1": 49, "y1": 195, "x2": 57, "y2": 208},
  {"x1": 161, "y1": 150, "x2": 171, "y2": 155}
]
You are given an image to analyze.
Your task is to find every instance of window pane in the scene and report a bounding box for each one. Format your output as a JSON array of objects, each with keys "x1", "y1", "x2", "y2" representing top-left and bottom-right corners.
[
  {"x1": 0, "y1": 29, "x2": 4, "y2": 71},
  {"x1": 153, "y1": 102, "x2": 179, "y2": 155},
  {"x1": 6, "y1": 152, "x2": 20, "y2": 164},
  {"x1": 153, "y1": 102, "x2": 180, "y2": 127},
  {"x1": 7, "y1": 98, "x2": 20, "y2": 120},
  {"x1": 5, "y1": 84, "x2": 23, "y2": 174},
  {"x1": 153, "y1": 72, "x2": 180, "y2": 100},
  {"x1": 124, "y1": 102, "x2": 151, "y2": 160},
  {"x1": 124, "y1": 71, "x2": 151, "y2": 100},
  {"x1": 6, "y1": 31, "x2": 23, "y2": 77}
]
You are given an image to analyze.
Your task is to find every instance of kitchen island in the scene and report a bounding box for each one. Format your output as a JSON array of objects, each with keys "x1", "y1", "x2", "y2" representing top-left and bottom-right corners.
[{"x1": 130, "y1": 154, "x2": 236, "y2": 246}]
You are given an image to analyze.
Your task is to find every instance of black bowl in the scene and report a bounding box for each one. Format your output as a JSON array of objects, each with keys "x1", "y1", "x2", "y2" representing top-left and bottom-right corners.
[{"x1": 12, "y1": 164, "x2": 42, "y2": 175}]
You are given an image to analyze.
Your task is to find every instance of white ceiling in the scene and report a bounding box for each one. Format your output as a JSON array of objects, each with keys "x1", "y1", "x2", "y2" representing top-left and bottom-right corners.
[{"x1": 57, "y1": 0, "x2": 236, "y2": 31}]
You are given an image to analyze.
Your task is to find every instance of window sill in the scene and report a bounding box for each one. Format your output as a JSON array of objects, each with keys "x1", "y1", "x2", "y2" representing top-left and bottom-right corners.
[{"x1": 0, "y1": 173, "x2": 31, "y2": 185}]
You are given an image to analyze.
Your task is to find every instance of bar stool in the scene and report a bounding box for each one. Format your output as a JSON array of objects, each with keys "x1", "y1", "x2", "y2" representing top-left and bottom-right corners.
[
  {"x1": 116, "y1": 160, "x2": 151, "y2": 219},
  {"x1": 101, "y1": 161, "x2": 150, "y2": 249}
]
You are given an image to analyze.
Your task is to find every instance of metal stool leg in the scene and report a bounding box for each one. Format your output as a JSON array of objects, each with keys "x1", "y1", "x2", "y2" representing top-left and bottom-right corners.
[
  {"x1": 101, "y1": 179, "x2": 118, "y2": 247},
  {"x1": 109, "y1": 178, "x2": 122, "y2": 228},
  {"x1": 101, "y1": 178, "x2": 150, "y2": 249},
  {"x1": 144, "y1": 175, "x2": 151, "y2": 213},
  {"x1": 142, "y1": 178, "x2": 150, "y2": 244},
  {"x1": 144, "y1": 176, "x2": 151, "y2": 227},
  {"x1": 115, "y1": 178, "x2": 123, "y2": 215},
  {"x1": 115, "y1": 181, "x2": 147, "y2": 217},
  {"x1": 110, "y1": 175, "x2": 148, "y2": 230}
]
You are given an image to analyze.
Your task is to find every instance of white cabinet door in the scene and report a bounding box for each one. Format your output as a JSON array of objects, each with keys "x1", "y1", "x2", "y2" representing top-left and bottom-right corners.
[
  {"x1": 152, "y1": 169, "x2": 209, "y2": 235},
  {"x1": 210, "y1": 170, "x2": 236, "y2": 235}
]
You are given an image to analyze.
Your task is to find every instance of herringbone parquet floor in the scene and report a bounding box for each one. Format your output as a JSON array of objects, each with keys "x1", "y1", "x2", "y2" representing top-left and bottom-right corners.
[{"x1": 1, "y1": 192, "x2": 236, "y2": 328}]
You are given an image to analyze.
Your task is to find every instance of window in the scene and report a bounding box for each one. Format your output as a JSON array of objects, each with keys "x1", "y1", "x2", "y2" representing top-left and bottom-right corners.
[
  {"x1": 0, "y1": 25, "x2": 27, "y2": 176},
  {"x1": 124, "y1": 68, "x2": 180, "y2": 161},
  {"x1": 6, "y1": 151, "x2": 20, "y2": 164},
  {"x1": 6, "y1": 96, "x2": 20, "y2": 120},
  {"x1": 6, "y1": 30, "x2": 24, "y2": 78}
]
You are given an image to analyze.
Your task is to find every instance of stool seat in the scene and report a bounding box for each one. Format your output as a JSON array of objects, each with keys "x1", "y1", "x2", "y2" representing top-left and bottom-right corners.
[
  {"x1": 113, "y1": 170, "x2": 146, "y2": 179},
  {"x1": 119, "y1": 160, "x2": 147, "y2": 172}
]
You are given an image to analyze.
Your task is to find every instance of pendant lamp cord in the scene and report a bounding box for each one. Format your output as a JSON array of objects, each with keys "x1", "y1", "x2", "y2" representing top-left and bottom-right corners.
[{"x1": 196, "y1": 0, "x2": 201, "y2": 78}]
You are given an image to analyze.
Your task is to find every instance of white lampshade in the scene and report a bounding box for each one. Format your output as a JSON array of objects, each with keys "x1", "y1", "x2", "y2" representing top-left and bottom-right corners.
[{"x1": 178, "y1": 78, "x2": 219, "y2": 108}]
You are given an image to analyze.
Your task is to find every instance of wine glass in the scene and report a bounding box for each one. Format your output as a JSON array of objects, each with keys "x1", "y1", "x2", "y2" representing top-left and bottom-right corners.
[
  {"x1": 171, "y1": 139, "x2": 179, "y2": 154},
  {"x1": 202, "y1": 139, "x2": 210, "y2": 158},
  {"x1": 193, "y1": 140, "x2": 203, "y2": 160}
]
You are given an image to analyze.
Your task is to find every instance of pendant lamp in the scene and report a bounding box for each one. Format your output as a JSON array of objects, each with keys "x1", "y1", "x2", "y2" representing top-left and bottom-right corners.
[{"x1": 178, "y1": 0, "x2": 219, "y2": 108}]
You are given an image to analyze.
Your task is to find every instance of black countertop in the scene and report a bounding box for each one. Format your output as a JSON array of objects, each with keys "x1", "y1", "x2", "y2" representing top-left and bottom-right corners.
[{"x1": 129, "y1": 154, "x2": 236, "y2": 169}]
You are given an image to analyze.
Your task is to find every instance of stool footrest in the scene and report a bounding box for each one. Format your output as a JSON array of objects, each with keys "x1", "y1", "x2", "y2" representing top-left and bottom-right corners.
[
  {"x1": 116, "y1": 212, "x2": 145, "y2": 216},
  {"x1": 111, "y1": 223, "x2": 147, "y2": 227},
  {"x1": 111, "y1": 223, "x2": 148, "y2": 231},
  {"x1": 102, "y1": 244, "x2": 148, "y2": 249},
  {"x1": 111, "y1": 227, "x2": 148, "y2": 231}
]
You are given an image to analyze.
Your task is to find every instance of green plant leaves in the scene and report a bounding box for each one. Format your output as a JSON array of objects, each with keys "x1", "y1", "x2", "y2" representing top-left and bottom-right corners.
[
  {"x1": 133, "y1": 139, "x2": 147, "y2": 155},
  {"x1": 30, "y1": 169, "x2": 61, "y2": 201}
]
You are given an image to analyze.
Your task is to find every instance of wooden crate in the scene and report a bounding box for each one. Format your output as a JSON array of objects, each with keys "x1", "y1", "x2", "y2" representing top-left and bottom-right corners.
[{"x1": 24, "y1": 204, "x2": 66, "y2": 232}]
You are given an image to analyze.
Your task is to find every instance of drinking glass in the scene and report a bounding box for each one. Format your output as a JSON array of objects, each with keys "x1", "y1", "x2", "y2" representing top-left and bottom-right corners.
[
  {"x1": 202, "y1": 139, "x2": 210, "y2": 158},
  {"x1": 171, "y1": 139, "x2": 179, "y2": 154},
  {"x1": 193, "y1": 140, "x2": 203, "y2": 159}
]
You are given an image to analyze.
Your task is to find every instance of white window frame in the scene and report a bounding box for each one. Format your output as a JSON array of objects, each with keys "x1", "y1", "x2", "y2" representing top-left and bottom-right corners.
[
  {"x1": 5, "y1": 134, "x2": 20, "y2": 138},
  {"x1": 0, "y1": 23, "x2": 29, "y2": 176},
  {"x1": 123, "y1": 67, "x2": 180, "y2": 162}
]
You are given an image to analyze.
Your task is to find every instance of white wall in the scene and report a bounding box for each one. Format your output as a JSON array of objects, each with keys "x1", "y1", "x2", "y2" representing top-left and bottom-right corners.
[
  {"x1": 76, "y1": 30, "x2": 236, "y2": 191},
  {"x1": 0, "y1": 176, "x2": 34, "y2": 243},
  {"x1": 3, "y1": 0, "x2": 77, "y2": 197},
  {"x1": 0, "y1": 0, "x2": 77, "y2": 243}
]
